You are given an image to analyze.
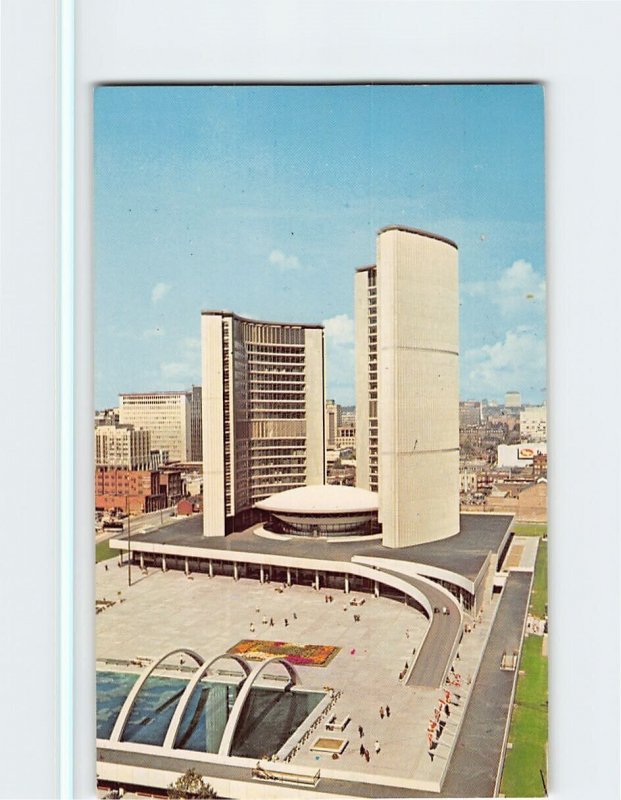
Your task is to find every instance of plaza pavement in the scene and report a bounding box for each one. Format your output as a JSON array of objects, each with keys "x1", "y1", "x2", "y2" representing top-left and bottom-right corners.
[{"x1": 96, "y1": 557, "x2": 505, "y2": 792}]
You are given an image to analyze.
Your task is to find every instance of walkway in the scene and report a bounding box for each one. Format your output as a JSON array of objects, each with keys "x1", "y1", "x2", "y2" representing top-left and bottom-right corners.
[
  {"x1": 404, "y1": 576, "x2": 461, "y2": 688},
  {"x1": 439, "y1": 570, "x2": 532, "y2": 797}
]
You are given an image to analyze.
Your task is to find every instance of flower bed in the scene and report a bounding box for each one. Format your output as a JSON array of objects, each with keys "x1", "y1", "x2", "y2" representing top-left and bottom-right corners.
[{"x1": 228, "y1": 639, "x2": 340, "y2": 667}]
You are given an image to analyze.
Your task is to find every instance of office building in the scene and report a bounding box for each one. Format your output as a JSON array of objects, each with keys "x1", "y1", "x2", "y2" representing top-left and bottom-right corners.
[
  {"x1": 504, "y1": 390, "x2": 522, "y2": 409},
  {"x1": 459, "y1": 400, "x2": 483, "y2": 428},
  {"x1": 95, "y1": 424, "x2": 152, "y2": 470},
  {"x1": 325, "y1": 399, "x2": 341, "y2": 449},
  {"x1": 201, "y1": 312, "x2": 325, "y2": 535},
  {"x1": 356, "y1": 225, "x2": 460, "y2": 547},
  {"x1": 335, "y1": 425, "x2": 356, "y2": 451},
  {"x1": 190, "y1": 385, "x2": 203, "y2": 461},
  {"x1": 118, "y1": 391, "x2": 191, "y2": 463},
  {"x1": 520, "y1": 403, "x2": 547, "y2": 442}
]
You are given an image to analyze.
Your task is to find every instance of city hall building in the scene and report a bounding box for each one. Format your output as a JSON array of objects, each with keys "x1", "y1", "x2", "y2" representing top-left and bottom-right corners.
[
  {"x1": 105, "y1": 225, "x2": 530, "y2": 798},
  {"x1": 355, "y1": 226, "x2": 460, "y2": 548},
  {"x1": 201, "y1": 312, "x2": 325, "y2": 535}
]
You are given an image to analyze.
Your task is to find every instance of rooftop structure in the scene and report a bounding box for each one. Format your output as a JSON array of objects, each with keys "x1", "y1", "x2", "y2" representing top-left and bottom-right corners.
[{"x1": 256, "y1": 484, "x2": 379, "y2": 537}]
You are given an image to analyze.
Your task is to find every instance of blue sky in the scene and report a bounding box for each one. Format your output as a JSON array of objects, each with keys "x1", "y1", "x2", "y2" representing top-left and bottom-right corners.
[{"x1": 95, "y1": 84, "x2": 545, "y2": 408}]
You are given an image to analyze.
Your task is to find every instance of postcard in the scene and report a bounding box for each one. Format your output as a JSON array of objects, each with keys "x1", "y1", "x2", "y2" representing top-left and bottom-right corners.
[{"x1": 94, "y1": 84, "x2": 547, "y2": 798}]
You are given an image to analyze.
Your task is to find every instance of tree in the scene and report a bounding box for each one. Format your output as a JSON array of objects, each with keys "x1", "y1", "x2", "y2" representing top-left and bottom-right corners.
[{"x1": 167, "y1": 769, "x2": 217, "y2": 799}]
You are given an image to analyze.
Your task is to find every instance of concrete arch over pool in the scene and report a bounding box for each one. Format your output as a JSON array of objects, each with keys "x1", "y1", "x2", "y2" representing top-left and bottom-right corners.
[
  {"x1": 163, "y1": 653, "x2": 251, "y2": 750},
  {"x1": 218, "y1": 656, "x2": 300, "y2": 757},
  {"x1": 109, "y1": 647, "x2": 204, "y2": 743}
]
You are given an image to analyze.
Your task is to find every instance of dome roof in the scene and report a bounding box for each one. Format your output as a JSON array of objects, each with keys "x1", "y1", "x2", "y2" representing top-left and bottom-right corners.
[{"x1": 256, "y1": 484, "x2": 378, "y2": 515}]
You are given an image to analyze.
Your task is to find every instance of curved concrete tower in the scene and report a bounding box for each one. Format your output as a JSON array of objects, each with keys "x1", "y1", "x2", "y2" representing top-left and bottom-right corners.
[{"x1": 356, "y1": 225, "x2": 459, "y2": 547}]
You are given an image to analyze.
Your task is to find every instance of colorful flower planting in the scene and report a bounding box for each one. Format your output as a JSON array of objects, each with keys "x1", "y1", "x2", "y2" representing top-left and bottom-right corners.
[{"x1": 227, "y1": 639, "x2": 340, "y2": 667}]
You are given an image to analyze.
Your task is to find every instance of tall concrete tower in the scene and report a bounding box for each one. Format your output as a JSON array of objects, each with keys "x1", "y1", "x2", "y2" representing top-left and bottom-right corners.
[{"x1": 355, "y1": 226, "x2": 459, "y2": 547}]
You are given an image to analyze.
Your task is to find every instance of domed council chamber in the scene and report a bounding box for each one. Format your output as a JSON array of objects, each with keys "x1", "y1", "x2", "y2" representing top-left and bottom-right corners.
[{"x1": 256, "y1": 484, "x2": 380, "y2": 538}]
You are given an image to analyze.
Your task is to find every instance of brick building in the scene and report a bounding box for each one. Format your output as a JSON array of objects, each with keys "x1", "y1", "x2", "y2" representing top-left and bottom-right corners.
[{"x1": 95, "y1": 466, "x2": 183, "y2": 514}]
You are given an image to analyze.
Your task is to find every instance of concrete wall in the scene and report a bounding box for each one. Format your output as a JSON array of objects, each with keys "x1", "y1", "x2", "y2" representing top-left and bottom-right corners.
[
  {"x1": 376, "y1": 228, "x2": 459, "y2": 547},
  {"x1": 304, "y1": 327, "x2": 326, "y2": 485},
  {"x1": 354, "y1": 269, "x2": 371, "y2": 490},
  {"x1": 202, "y1": 314, "x2": 226, "y2": 536}
]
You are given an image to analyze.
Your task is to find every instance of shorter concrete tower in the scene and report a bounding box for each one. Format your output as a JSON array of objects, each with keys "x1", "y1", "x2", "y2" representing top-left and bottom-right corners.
[{"x1": 201, "y1": 312, "x2": 325, "y2": 536}]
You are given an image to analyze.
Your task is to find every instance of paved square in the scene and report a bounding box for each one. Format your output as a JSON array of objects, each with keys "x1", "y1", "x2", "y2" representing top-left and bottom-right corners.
[{"x1": 96, "y1": 558, "x2": 497, "y2": 788}]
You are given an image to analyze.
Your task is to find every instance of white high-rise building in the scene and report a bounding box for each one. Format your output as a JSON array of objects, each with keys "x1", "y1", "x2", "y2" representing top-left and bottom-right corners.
[
  {"x1": 504, "y1": 390, "x2": 522, "y2": 408},
  {"x1": 520, "y1": 403, "x2": 547, "y2": 442},
  {"x1": 325, "y1": 399, "x2": 341, "y2": 449},
  {"x1": 118, "y1": 391, "x2": 191, "y2": 463},
  {"x1": 356, "y1": 225, "x2": 460, "y2": 547},
  {"x1": 201, "y1": 312, "x2": 325, "y2": 536},
  {"x1": 95, "y1": 424, "x2": 152, "y2": 470}
]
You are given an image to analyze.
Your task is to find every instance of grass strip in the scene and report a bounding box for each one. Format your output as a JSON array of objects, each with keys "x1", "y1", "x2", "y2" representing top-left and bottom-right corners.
[
  {"x1": 511, "y1": 522, "x2": 547, "y2": 537},
  {"x1": 500, "y1": 619, "x2": 548, "y2": 795},
  {"x1": 96, "y1": 538, "x2": 117, "y2": 563}
]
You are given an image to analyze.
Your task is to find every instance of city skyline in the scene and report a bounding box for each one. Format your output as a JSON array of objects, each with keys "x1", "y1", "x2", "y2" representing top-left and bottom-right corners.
[{"x1": 95, "y1": 84, "x2": 545, "y2": 408}]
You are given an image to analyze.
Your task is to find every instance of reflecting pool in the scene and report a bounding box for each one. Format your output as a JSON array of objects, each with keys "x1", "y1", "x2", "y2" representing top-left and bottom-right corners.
[{"x1": 97, "y1": 671, "x2": 323, "y2": 758}]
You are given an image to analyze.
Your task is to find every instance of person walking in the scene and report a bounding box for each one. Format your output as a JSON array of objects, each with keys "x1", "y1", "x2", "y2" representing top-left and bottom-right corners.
[
  {"x1": 359, "y1": 743, "x2": 365, "y2": 756},
  {"x1": 364, "y1": 749, "x2": 370, "y2": 763},
  {"x1": 379, "y1": 706, "x2": 384, "y2": 719},
  {"x1": 374, "y1": 740, "x2": 380, "y2": 754},
  {"x1": 358, "y1": 725, "x2": 364, "y2": 738}
]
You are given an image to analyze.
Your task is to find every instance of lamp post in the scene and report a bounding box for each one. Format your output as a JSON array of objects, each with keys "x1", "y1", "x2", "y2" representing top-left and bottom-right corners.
[
  {"x1": 125, "y1": 492, "x2": 144, "y2": 588},
  {"x1": 126, "y1": 495, "x2": 132, "y2": 587}
]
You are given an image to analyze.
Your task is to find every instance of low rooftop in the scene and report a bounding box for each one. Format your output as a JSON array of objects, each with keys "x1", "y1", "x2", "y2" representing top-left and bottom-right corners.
[{"x1": 118, "y1": 513, "x2": 513, "y2": 583}]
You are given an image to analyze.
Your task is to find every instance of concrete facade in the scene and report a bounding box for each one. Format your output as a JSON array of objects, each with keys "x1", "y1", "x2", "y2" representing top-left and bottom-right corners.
[
  {"x1": 190, "y1": 385, "x2": 203, "y2": 461},
  {"x1": 520, "y1": 403, "x2": 547, "y2": 442},
  {"x1": 325, "y1": 399, "x2": 340, "y2": 449},
  {"x1": 504, "y1": 391, "x2": 521, "y2": 408},
  {"x1": 357, "y1": 227, "x2": 460, "y2": 548},
  {"x1": 119, "y1": 391, "x2": 191, "y2": 463},
  {"x1": 201, "y1": 312, "x2": 325, "y2": 536},
  {"x1": 95, "y1": 423, "x2": 152, "y2": 470},
  {"x1": 354, "y1": 266, "x2": 377, "y2": 492}
]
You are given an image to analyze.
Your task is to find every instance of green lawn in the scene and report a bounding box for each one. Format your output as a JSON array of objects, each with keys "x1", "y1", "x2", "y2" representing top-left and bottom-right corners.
[
  {"x1": 500, "y1": 635, "x2": 548, "y2": 797},
  {"x1": 511, "y1": 522, "x2": 547, "y2": 537},
  {"x1": 529, "y1": 540, "x2": 547, "y2": 619},
  {"x1": 96, "y1": 538, "x2": 117, "y2": 563}
]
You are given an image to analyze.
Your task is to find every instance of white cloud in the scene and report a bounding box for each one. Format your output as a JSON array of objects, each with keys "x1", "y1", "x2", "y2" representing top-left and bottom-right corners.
[
  {"x1": 322, "y1": 313, "x2": 354, "y2": 345},
  {"x1": 268, "y1": 249, "x2": 301, "y2": 271},
  {"x1": 496, "y1": 259, "x2": 546, "y2": 314},
  {"x1": 464, "y1": 328, "x2": 546, "y2": 399},
  {"x1": 462, "y1": 259, "x2": 545, "y2": 315},
  {"x1": 322, "y1": 314, "x2": 355, "y2": 403},
  {"x1": 160, "y1": 361, "x2": 196, "y2": 381},
  {"x1": 151, "y1": 282, "x2": 171, "y2": 303},
  {"x1": 159, "y1": 337, "x2": 201, "y2": 385},
  {"x1": 141, "y1": 327, "x2": 165, "y2": 339}
]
